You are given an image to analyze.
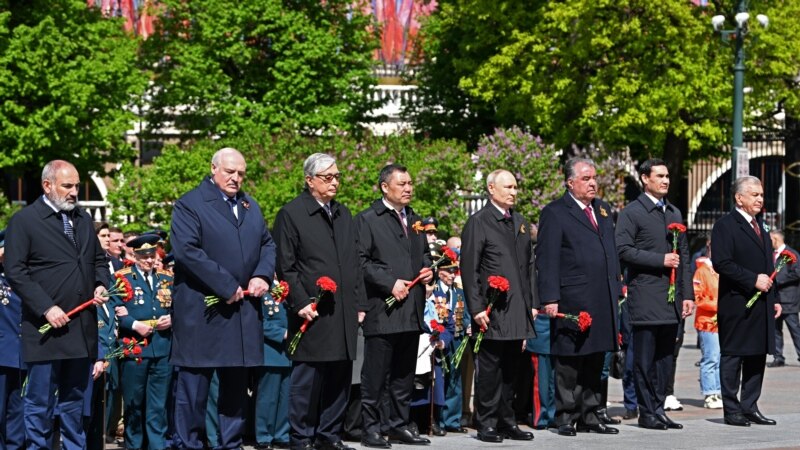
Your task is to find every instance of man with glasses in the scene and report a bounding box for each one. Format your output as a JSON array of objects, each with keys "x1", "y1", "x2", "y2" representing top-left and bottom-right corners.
[
  {"x1": 170, "y1": 148, "x2": 276, "y2": 450},
  {"x1": 111, "y1": 234, "x2": 173, "y2": 450},
  {"x1": 273, "y1": 153, "x2": 365, "y2": 450}
]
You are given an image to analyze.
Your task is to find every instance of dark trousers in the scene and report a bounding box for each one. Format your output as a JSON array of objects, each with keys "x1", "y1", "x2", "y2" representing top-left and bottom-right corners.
[
  {"x1": 474, "y1": 340, "x2": 521, "y2": 431},
  {"x1": 172, "y1": 366, "x2": 246, "y2": 450},
  {"x1": 255, "y1": 366, "x2": 291, "y2": 445},
  {"x1": 361, "y1": 332, "x2": 417, "y2": 434},
  {"x1": 121, "y1": 356, "x2": 171, "y2": 450},
  {"x1": 342, "y1": 384, "x2": 362, "y2": 439},
  {"x1": 25, "y1": 358, "x2": 91, "y2": 450},
  {"x1": 105, "y1": 360, "x2": 123, "y2": 441},
  {"x1": 665, "y1": 326, "x2": 684, "y2": 397},
  {"x1": 0, "y1": 366, "x2": 25, "y2": 449},
  {"x1": 774, "y1": 312, "x2": 800, "y2": 362},
  {"x1": 720, "y1": 354, "x2": 767, "y2": 415},
  {"x1": 632, "y1": 324, "x2": 678, "y2": 418},
  {"x1": 289, "y1": 360, "x2": 352, "y2": 447},
  {"x1": 553, "y1": 352, "x2": 604, "y2": 427}
]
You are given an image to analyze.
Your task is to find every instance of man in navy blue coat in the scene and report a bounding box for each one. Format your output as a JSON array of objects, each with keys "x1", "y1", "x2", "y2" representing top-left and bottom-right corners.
[
  {"x1": 170, "y1": 148, "x2": 277, "y2": 450},
  {"x1": 536, "y1": 158, "x2": 621, "y2": 437},
  {"x1": 0, "y1": 229, "x2": 25, "y2": 449},
  {"x1": 711, "y1": 176, "x2": 780, "y2": 427}
]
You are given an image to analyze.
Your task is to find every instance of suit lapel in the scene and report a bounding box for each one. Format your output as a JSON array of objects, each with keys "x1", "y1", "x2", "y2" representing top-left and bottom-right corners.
[
  {"x1": 35, "y1": 199, "x2": 80, "y2": 253},
  {"x1": 563, "y1": 195, "x2": 597, "y2": 234},
  {"x1": 201, "y1": 179, "x2": 238, "y2": 227},
  {"x1": 734, "y1": 212, "x2": 763, "y2": 249},
  {"x1": 236, "y1": 195, "x2": 247, "y2": 227}
]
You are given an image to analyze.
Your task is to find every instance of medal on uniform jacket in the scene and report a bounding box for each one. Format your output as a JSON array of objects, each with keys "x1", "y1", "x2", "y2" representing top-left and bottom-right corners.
[
  {"x1": 1, "y1": 285, "x2": 9, "y2": 305},
  {"x1": 157, "y1": 279, "x2": 172, "y2": 308},
  {"x1": 134, "y1": 286, "x2": 144, "y2": 304}
]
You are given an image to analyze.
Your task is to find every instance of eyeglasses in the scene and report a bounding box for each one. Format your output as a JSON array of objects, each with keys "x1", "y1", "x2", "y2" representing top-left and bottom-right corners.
[{"x1": 315, "y1": 173, "x2": 342, "y2": 183}]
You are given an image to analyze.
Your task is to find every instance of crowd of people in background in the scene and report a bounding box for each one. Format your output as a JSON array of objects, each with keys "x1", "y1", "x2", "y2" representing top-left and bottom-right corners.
[{"x1": 0, "y1": 152, "x2": 796, "y2": 450}]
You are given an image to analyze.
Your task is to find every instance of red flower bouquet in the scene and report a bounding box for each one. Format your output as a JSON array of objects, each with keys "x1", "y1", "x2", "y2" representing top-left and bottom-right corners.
[
  {"x1": 204, "y1": 290, "x2": 251, "y2": 307},
  {"x1": 554, "y1": 311, "x2": 593, "y2": 332},
  {"x1": 473, "y1": 275, "x2": 510, "y2": 354},
  {"x1": 288, "y1": 276, "x2": 337, "y2": 355},
  {"x1": 39, "y1": 273, "x2": 134, "y2": 335},
  {"x1": 747, "y1": 249, "x2": 798, "y2": 308},
  {"x1": 106, "y1": 336, "x2": 149, "y2": 365},
  {"x1": 385, "y1": 247, "x2": 458, "y2": 309},
  {"x1": 270, "y1": 280, "x2": 291, "y2": 303},
  {"x1": 667, "y1": 223, "x2": 687, "y2": 303}
]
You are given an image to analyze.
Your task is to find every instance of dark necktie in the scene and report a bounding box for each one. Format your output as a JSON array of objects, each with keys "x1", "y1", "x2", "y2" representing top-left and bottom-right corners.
[
  {"x1": 60, "y1": 211, "x2": 77, "y2": 247},
  {"x1": 584, "y1": 205, "x2": 599, "y2": 232},
  {"x1": 655, "y1": 199, "x2": 665, "y2": 213},
  {"x1": 227, "y1": 197, "x2": 238, "y2": 219},
  {"x1": 396, "y1": 210, "x2": 408, "y2": 237},
  {"x1": 324, "y1": 204, "x2": 333, "y2": 219},
  {"x1": 143, "y1": 272, "x2": 151, "y2": 292},
  {"x1": 751, "y1": 218, "x2": 761, "y2": 239}
]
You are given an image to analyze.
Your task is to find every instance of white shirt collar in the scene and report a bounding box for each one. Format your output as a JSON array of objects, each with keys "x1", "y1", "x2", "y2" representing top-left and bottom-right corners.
[
  {"x1": 644, "y1": 192, "x2": 663, "y2": 208},
  {"x1": 735, "y1": 207, "x2": 755, "y2": 224},
  {"x1": 489, "y1": 200, "x2": 509, "y2": 217},
  {"x1": 382, "y1": 198, "x2": 405, "y2": 216},
  {"x1": 775, "y1": 244, "x2": 786, "y2": 254},
  {"x1": 41, "y1": 195, "x2": 60, "y2": 213},
  {"x1": 568, "y1": 192, "x2": 591, "y2": 210}
]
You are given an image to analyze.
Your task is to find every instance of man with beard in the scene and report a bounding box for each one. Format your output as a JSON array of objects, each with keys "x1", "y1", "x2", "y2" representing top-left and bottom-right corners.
[
  {"x1": 4, "y1": 160, "x2": 110, "y2": 449},
  {"x1": 273, "y1": 153, "x2": 365, "y2": 450},
  {"x1": 357, "y1": 164, "x2": 432, "y2": 448},
  {"x1": 536, "y1": 158, "x2": 621, "y2": 437},
  {"x1": 711, "y1": 176, "x2": 781, "y2": 426},
  {"x1": 461, "y1": 169, "x2": 536, "y2": 443},
  {"x1": 170, "y1": 148, "x2": 276, "y2": 450}
]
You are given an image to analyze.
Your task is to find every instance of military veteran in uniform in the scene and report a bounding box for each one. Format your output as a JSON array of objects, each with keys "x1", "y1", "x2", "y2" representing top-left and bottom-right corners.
[
  {"x1": 4, "y1": 160, "x2": 110, "y2": 450},
  {"x1": 112, "y1": 234, "x2": 174, "y2": 450},
  {"x1": 0, "y1": 229, "x2": 25, "y2": 449},
  {"x1": 170, "y1": 148, "x2": 276, "y2": 450}
]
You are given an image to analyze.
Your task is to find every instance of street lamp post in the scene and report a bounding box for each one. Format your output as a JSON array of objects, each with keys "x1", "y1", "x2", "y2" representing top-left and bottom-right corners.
[{"x1": 712, "y1": 3, "x2": 769, "y2": 186}]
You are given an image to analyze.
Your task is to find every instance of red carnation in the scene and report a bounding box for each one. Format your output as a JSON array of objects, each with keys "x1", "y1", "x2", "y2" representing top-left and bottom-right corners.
[
  {"x1": 132, "y1": 345, "x2": 143, "y2": 355},
  {"x1": 140, "y1": 338, "x2": 148, "y2": 347},
  {"x1": 487, "y1": 275, "x2": 510, "y2": 292},
  {"x1": 442, "y1": 247, "x2": 458, "y2": 264},
  {"x1": 288, "y1": 276, "x2": 338, "y2": 355},
  {"x1": 577, "y1": 311, "x2": 593, "y2": 332},
  {"x1": 123, "y1": 348, "x2": 130, "y2": 357},
  {"x1": 123, "y1": 337, "x2": 131, "y2": 346},
  {"x1": 667, "y1": 223, "x2": 687, "y2": 233},
  {"x1": 316, "y1": 276, "x2": 337, "y2": 293}
]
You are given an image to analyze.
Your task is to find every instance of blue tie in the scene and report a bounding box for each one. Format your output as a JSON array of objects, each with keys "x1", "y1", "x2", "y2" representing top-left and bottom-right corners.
[
  {"x1": 655, "y1": 199, "x2": 665, "y2": 211},
  {"x1": 61, "y1": 212, "x2": 77, "y2": 247}
]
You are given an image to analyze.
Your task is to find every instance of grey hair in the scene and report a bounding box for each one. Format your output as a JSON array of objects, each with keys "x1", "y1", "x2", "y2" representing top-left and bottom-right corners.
[
  {"x1": 303, "y1": 153, "x2": 337, "y2": 178},
  {"x1": 564, "y1": 157, "x2": 596, "y2": 182},
  {"x1": 211, "y1": 147, "x2": 244, "y2": 167},
  {"x1": 41, "y1": 160, "x2": 75, "y2": 184},
  {"x1": 733, "y1": 176, "x2": 761, "y2": 195},
  {"x1": 485, "y1": 169, "x2": 513, "y2": 190}
]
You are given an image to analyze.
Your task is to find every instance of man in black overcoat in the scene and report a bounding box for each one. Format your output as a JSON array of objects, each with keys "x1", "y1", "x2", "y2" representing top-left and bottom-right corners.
[
  {"x1": 711, "y1": 176, "x2": 781, "y2": 426},
  {"x1": 273, "y1": 153, "x2": 366, "y2": 450},
  {"x1": 615, "y1": 159, "x2": 695, "y2": 430},
  {"x1": 536, "y1": 158, "x2": 621, "y2": 437},
  {"x1": 4, "y1": 160, "x2": 110, "y2": 449},
  {"x1": 170, "y1": 148, "x2": 276, "y2": 449},
  {"x1": 460, "y1": 169, "x2": 536, "y2": 443},
  {"x1": 766, "y1": 229, "x2": 800, "y2": 368},
  {"x1": 356, "y1": 164, "x2": 432, "y2": 448}
]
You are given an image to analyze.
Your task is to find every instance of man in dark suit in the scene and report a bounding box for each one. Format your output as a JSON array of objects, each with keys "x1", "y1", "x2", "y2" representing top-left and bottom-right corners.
[
  {"x1": 0, "y1": 229, "x2": 25, "y2": 449},
  {"x1": 356, "y1": 164, "x2": 432, "y2": 448},
  {"x1": 461, "y1": 169, "x2": 536, "y2": 443},
  {"x1": 273, "y1": 153, "x2": 365, "y2": 450},
  {"x1": 536, "y1": 157, "x2": 621, "y2": 437},
  {"x1": 767, "y1": 229, "x2": 800, "y2": 368},
  {"x1": 615, "y1": 159, "x2": 695, "y2": 431},
  {"x1": 170, "y1": 148, "x2": 276, "y2": 449},
  {"x1": 711, "y1": 175, "x2": 781, "y2": 427},
  {"x1": 4, "y1": 160, "x2": 111, "y2": 449}
]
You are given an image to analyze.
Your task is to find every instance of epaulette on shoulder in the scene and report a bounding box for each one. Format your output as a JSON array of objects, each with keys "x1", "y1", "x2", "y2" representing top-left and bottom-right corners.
[
  {"x1": 156, "y1": 269, "x2": 173, "y2": 277},
  {"x1": 115, "y1": 267, "x2": 133, "y2": 276}
]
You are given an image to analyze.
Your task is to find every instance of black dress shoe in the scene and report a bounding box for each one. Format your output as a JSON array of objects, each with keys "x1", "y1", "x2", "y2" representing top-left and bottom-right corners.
[
  {"x1": 361, "y1": 431, "x2": 392, "y2": 448},
  {"x1": 444, "y1": 426, "x2": 467, "y2": 433},
  {"x1": 577, "y1": 423, "x2": 619, "y2": 434},
  {"x1": 430, "y1": 424, "x2": 447, "y2": 437},
  {"x1": 638, "y1": 415, "x2": 668, "y2": 430},
  {"x1": 656, "y1": 414, "x2": 683, "y2": 429},
  {"x1": 622, "y1": 408, "x2": 638, "y2": 420},
  {"x1": 273, "y1": 442, "x2": 291, "y2": 449},
  {"x1": 597, "y1": 408, "x2": 622, "y2": 425},
  {"x1": 723, "y1": 413, "x2": 751, "y2": 427},
  {"x1": 387, "y1": 428, "x2": 430, "y2": 445},
  {"x1": 316, "y1": 441, "x2": 355, "y2": 450},
  {"x1": 498, "y1": 426, "x2": 533, "y2": 440},
  {"x1": 766, "y1": 360, "x2": 785, "y2": 368},
  {"x1": 744, "y1": 411, "x2": 777, "y2": 425},
  {"x1": 557, "y1": 425, "x2": 576, "y2": 436},
  {"x1": 255, "y1": 444, "x2": 274, "y2": 450},
  {"x1": 476, "y1": 427, "x2": 503, "y2": 443}
]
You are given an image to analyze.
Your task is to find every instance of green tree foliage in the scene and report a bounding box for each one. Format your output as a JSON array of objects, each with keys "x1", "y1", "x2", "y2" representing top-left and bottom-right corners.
[
  {"x1": 108, "y1": 130, "x2": 473, "y2": 236},
  {"x1": 0, "y1": 1, "x2": 149, "y2": 176},
  {"x1": 0, "y1": 189, "x2": 21, "y2": 229},
  {"x1": 139, "y1": 0, "x2": 381, "y2": 137}
]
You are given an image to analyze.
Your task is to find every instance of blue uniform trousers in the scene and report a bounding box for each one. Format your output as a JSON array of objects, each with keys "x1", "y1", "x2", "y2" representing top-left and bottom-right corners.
[
  {"x1": 254, "y1": 367, "x2": 291, "y2": 446},
  {"x1": 439, "y1": 339, "x2": 463, "y2": 429},
  {"x1": 121, "y1": 356, "x2": 171, "y2": 450},
  {"x1": 24, "y1": 358, "x2": 91, "y2": 450},
  {"x1": 173, "y1": 367, "x2": 246, "y2": 450},
  {"x1": 0, "y1": 366, "x2": 25, "y2": 449},
  {"x1": 531, "y1": 353, "x2": 555, "y2": 429}
]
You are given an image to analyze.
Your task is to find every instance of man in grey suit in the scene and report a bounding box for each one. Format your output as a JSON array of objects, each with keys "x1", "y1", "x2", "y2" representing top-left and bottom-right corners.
[
  {"x1": 766, "y1": 229, "x2": 800, "y2": 368},
  {"x1": 615, "y1": 159, "x2": 695, "y2": 431}
]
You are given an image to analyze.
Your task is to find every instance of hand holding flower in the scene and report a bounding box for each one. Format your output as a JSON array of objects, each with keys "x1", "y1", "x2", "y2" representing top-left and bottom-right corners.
[
  {"x1": 247, "y1": 277, "x2": 270, "y2": 298},
  {"x1": 45, "y1": 305, "x2": 69, "y2": 329},
  {"x1": 93, "y1": 285, "x2": 109, "y2": 305}
]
